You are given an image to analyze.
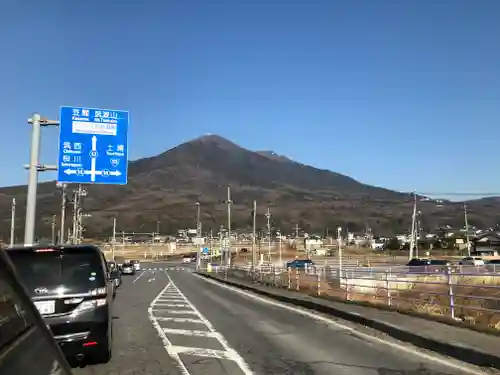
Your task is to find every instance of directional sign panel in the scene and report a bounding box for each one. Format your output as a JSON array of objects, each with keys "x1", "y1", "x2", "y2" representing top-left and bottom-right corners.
[{"x1": 57, "y1": 106, "x2": 129, "y2": 184}]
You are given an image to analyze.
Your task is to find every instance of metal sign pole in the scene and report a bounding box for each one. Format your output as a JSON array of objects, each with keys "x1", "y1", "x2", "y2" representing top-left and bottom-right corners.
[{"x1": 24, "y1": 114, "x2": 42, "y2": 246}]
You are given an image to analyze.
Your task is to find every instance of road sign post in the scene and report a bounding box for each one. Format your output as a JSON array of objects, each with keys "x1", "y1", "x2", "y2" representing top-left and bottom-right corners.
[
  {"x1": 24, "y1": 114, "x2": 60, "y2": 246},
  {"x1": 57, "y1": 107, "x2": 129, "y2": 185}
]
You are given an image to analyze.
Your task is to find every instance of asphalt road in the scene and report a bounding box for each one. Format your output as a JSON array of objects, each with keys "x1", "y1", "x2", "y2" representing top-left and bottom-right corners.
[{"x1": 73, "y1": 262, "x2": 483, "y2": 375}]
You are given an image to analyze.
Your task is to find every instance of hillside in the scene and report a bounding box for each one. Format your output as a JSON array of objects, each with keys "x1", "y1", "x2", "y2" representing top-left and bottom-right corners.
[{"x1": 0, "y1": 134, "x2": 498, "y2": 240}]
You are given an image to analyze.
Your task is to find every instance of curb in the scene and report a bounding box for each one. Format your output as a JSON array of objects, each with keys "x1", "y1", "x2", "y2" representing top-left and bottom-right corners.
[{"x1": 197, "y1": 272, "x2": 500, "y2": 369}]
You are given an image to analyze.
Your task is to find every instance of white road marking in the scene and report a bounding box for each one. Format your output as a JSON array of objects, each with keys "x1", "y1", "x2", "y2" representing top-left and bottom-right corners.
[
  {"x1": 148, "y1": 274, "x2": 254, "y2": 375},
  {"x1": 132, "y1": 271, "x2": 146, "y2": 283},
  {"x1": 153, "y1": 309, "x2": 198, "y2": 315},
  {"x1": 155, "y1": 317, "x2": 205, "y2": 324},
  {"x1": 194, "y1": 274, "x2": 487, "y2": 375},
  {"x1": 154, "y1": 303, "x2": 189, "y2": 308},
  {"x1": 162, "y1": 328, "x2": 222, "y2": 338}
]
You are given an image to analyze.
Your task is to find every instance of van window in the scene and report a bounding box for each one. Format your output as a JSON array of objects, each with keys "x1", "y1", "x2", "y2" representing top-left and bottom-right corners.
[
  {"x1": 7, "y1": 247, "x2": 106, "y2": 295},
  {"x1": 0, "y1": 274, "x2": 31, "y2": 350}
]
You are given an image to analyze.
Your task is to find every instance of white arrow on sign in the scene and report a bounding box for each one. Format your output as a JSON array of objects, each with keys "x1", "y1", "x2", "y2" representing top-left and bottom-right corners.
[
  {"x1": 63, "y1": 169, "x2": 121, "y2": 177},
  {"x1": 90, "y1": 136, "x2": 97, "y2": 182}
]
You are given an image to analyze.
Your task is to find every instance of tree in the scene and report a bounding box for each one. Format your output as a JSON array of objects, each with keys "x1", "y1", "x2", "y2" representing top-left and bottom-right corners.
[{"x1": 386, "y1": 237, "x2": 401, "y2": 250}]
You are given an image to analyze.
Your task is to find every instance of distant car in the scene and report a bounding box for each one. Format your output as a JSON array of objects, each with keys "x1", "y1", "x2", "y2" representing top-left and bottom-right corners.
[
  {"x1": 6, "y1": 245, "x2": 114, "y2": 364},
  {"x1": 121, "y1": 262, "x2": 136, "y2": 275},
  {"x1": 182, "y1": 255, "x2": 193, "y2": 264},
  {"x1": 459, "y1": 257, "x2": 485, "y2": 266},
  {"x1": 286, "y1": 259, "x2": 315, "y2": 270},
  {"x1": 406, "y1": 258, "x2": 452, "y2": 273},
  {"x1": 130, "y1": 260, "x2": 141, "y2": 271}
]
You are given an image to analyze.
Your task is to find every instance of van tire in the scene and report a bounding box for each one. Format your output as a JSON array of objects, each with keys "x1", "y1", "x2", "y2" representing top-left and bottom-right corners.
[{"x1": 95, "y1": 326, "x2": 112, "y2": 363}]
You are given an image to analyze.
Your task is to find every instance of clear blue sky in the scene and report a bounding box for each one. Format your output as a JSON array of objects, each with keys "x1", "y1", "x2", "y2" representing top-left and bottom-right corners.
[{"x1": 1, "y1": 0, "x2": 499, "y2": 199}]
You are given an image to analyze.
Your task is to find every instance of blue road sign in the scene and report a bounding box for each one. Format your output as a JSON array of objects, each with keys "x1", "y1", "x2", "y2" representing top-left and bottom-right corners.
[
  {"x1": 57, "y1": 106, "x2": 129, "y2": 185},
  {"x1": 202, "y1": 247, "x2": 209, "y2": 254}
]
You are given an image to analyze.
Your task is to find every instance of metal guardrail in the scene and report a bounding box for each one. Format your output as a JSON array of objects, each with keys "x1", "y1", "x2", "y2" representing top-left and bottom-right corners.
[{"x1": 203, "y1": 264, "x2": 500, "y2": 329}]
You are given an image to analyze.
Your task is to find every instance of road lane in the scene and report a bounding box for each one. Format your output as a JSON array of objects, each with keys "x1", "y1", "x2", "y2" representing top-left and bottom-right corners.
[
  {"x1": 73, "y1": 264, "x2": 182, "y2": 375},
  {"x1": 166, "y1": 271, "x2": 483, "y2": 375}
]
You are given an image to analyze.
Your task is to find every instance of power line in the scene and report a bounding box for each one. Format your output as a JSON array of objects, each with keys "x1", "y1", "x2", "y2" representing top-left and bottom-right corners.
[{"x1": 417, "y1": 192, "x2": 500, "y2": 197}]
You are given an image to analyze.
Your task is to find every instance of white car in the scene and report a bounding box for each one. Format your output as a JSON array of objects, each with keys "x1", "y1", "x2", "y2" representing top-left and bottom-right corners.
[
  {"x1": 459, "y1": 256, "x2": 485, "y2": 266},
  {"x1": 131, "y1": 260, "x2": 141, "y2": 271},
  {"x1": 182, "y1": 256, "x2": 192, "y2": 264}
]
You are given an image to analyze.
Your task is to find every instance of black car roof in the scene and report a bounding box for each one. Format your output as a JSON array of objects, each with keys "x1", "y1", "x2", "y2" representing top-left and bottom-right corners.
[{"x1": 7, "y1": 244, "x2": 101, "y2": 252}]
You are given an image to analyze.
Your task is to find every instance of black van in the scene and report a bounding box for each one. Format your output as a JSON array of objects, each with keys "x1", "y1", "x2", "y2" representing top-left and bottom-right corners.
[
  {"x1": 6, "y1": 245, "x2": 114, "y2": 364},
  {"x1": 0, "y1": 246, "x2": 73, "y2": 375}
]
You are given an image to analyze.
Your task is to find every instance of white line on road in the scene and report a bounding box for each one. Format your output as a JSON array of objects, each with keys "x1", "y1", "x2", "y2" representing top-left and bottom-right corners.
[
  {"x1": 148, "y1": 274, "x2": 254, "y2": 375},
  {"x1": 194, "y1": 274, "x2": 487, "y2": 375},
  {"x1": 162, "y1": 328, "x2": 221, "y2": 338},
  {"x1": 154, "y1": 303, "x2": 189, "y2": 308},
  {"x1": 152, "y1": 309, "x2": 197, "y2": 315},
  {"x1": 132, "y1": 271, "x2": 146, "y2": 283}
]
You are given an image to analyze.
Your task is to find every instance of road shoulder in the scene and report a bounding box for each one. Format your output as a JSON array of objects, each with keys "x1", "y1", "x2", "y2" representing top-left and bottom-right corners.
[{"x1": 197, "y1": 271, "x2": 500, "y2": 370}]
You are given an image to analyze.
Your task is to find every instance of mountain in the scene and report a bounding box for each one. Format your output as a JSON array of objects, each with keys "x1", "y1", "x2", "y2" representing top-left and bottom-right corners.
[{"x1": 1, "y1": 134, "x2": 499, "y2": 240}]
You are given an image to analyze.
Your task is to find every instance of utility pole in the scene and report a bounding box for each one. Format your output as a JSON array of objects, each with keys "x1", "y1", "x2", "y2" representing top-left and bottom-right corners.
[
  {"x1": 252, "y1": 200, "x2": 257, "y2": 270},
  {"x1": 10, "y1": 198, "x2": 16, "y2": 247},
  {"x1": 58, "y1": 183, "x2": 67, "y2": 244},
  {"x1": 409, "y1": 191, "x2": 417, "y2": 260},
  {"x1": 337, "y1": 226, "x2": 343, "y2": 271},
  {"x1": 219, "y1": 225, "x2": 223, "y2": 259},
  {"x1": 196, "y1": 202, "x2": 201, "y2": 237},
  {"x1": 416, "y1": 210, "x2": 421, "y2": 259},
  {"x1": 209, "y1": 229, "x2": 213, "y2": 258},
  {"x1": 24, "y1": 114, "x2": 59, "y2": 246},
  {"x1": 278, "y1": 229, "x2": 283, "y2": 266},
  {"x1": 224, "y1": 186, "x2": 233, "y2": 266},
  {"x1": 72, "y1": 188, "x2": 78, "y2": 244},
  {"x1": 112, "y1": 217, "x2": 117, "y2": 261},
  {"x1": 295, "y1": 224, "x2": 299, "y2": 238},
  {"x1": 71, "y1": 184, "x2": 87, "y2": 244},
  {"x1": 265, "y1": 207, "x2": 272, "y2": 262},
  {"x1": 464, "y1": 203, "x2": 471, "y2": 256},
  {"x1": 156, "y1": 220, "x2": 160, "y2": 236},
  {"x1": 51, "y1": 214, "x2": 57, "y2": 244}
]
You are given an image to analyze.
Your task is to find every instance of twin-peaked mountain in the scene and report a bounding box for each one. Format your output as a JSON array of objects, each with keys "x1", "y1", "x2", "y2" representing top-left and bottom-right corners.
[{"x1": 0, "y1": 135, "x2": 497, "y2": 239}]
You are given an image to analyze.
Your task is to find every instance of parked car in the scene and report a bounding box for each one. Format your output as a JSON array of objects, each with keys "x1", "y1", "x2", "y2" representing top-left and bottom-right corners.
[
  {"x1": 406, "y1": 258, "x2": 452, "y2": 273},
  {"x1": 130, "y1": 259, "x2": 141, "y2": 271},
  {"x1": 121, "y1": 261, "x2": 136, "y2": 275},
  {"x1": 0, "y1": 245, "x2": 74, "y2": 375},
  {"x1": 6, "y1": 245, "x2": 114, "y2": 364},
  {"x1": 286, "y1": 259, "x2": 315, "y2": 270},
  {"x1": 459, "y1": 256, "x2": 485, "y2": 266}
]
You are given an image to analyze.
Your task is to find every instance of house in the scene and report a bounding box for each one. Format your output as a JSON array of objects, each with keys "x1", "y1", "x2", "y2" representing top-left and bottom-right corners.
[{"x1": 471, "y1": 231, "x2": 500, "y2": 251}]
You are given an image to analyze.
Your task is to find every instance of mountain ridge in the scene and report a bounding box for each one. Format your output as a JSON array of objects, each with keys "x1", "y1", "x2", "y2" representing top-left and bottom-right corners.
[{"x1": 0, "y1": 135, "x2": 499, "y2": 240}]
